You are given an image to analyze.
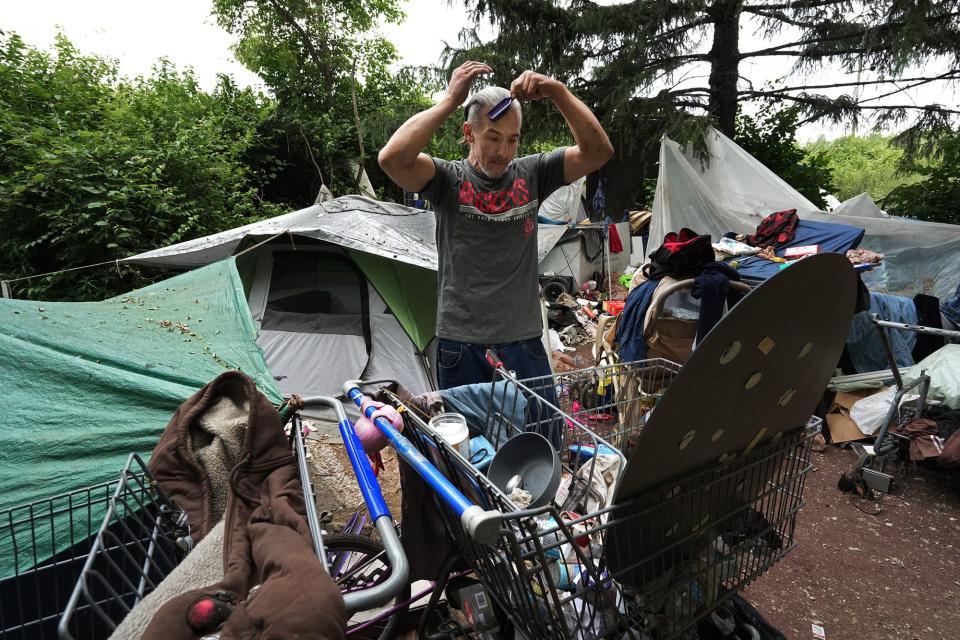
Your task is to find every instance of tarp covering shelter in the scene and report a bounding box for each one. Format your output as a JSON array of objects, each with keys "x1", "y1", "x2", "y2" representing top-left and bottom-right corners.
[
  {"x1": 0, "y1": 258, "x2": 281, "y2": 515},
  {"x1": 833, "y1": 192, "x2": 890, "y2": 219},
  {"x1": 651, "y1": 128, "x2": 960, "y2": 298},
  {"x1": 124, "y1": 195, "x2": 567, "y2": 397}
]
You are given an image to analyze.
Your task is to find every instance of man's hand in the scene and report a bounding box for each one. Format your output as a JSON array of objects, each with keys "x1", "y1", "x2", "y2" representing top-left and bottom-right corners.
[
  {"x1": 447, "y1": 61, "x2": 493, "y2": 106},
  {"x1": 510, "y1": 70, "x2": 563, "y2": 101},
  {"x1": 511, "y1": 70, "x2": 613, "y2": 183}
]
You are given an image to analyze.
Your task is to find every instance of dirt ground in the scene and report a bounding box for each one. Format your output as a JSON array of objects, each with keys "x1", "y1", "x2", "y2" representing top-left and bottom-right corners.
[
  {"x1": 742, "y1": 445, "x2": 960, "y2": 640},
  {"x1": 304, "y1": 431, "x2": 404, "y2": 534}
]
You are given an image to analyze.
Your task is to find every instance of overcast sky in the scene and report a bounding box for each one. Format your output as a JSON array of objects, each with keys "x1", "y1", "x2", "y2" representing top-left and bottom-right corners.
[{"x1": 4, "y1": 0, "x2": 956, "y2": 143}]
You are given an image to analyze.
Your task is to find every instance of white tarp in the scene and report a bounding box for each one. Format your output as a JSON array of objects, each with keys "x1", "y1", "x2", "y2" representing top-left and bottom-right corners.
[
  {"x1": 650, "y1": 128, "x2": 960, "y2": 298},
  {"x1": 902, "y1": 344, "x2": 960, "y2": 409},
  {"x1": 540, "y1": 177, "x2": 586, "y2": 223},
  {"x1": 834, "y1": 192, "x2": 889, "y2": 218}
]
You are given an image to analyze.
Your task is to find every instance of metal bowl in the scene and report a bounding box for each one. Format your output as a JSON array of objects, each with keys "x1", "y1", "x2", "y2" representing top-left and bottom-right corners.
[{"x1": 487, "y1": 432, "x2": 562, "y2": 508}]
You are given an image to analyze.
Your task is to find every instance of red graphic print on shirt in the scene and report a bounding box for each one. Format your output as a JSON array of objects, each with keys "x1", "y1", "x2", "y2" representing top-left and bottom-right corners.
[{"x1": 458, "y1": 178, "x2": 530, "y2": 214}]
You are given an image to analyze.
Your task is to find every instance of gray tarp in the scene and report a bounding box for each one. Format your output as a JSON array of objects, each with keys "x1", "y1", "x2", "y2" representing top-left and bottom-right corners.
[
  {"x1": 125, "y1": 195, "x2": 567, "y2": 271},
  {"x1": 650, "y1": 129, "x2": 960, "y2": 299}
]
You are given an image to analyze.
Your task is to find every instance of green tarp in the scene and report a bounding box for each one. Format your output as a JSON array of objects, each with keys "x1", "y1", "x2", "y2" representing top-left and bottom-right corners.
[{"x1": 0, "y1": 257, "x2": 281, "y2": 513}]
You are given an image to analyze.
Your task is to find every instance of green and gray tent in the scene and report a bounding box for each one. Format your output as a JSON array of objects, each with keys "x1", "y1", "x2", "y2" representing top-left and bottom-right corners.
[{"x1": 0, "y1": 195, "x2": 568, "y2": 515}]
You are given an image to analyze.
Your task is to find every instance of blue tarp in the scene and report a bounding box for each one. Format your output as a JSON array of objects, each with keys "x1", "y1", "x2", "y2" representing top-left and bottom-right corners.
[
  {"x1": 846, "y1": 292, "x2": 918, "y2": 373},
  {"x1": 731, "y1": 220, "x2": 866, "y2": 281}
]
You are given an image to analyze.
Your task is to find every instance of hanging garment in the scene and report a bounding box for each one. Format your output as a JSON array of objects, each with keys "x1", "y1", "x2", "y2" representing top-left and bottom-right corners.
[
  {"x1": 607, "y1": 223, "x2": 623, "y2": 253},
  {"x1": 614, "y1": 278, "x2": 660, "y2": 362},
  {"x1": 592, "y1": 179, "x2": 606, "y2": 217},
  {"x1": 692, "y1": 262, "x2": 745, "y2": 344},
  {"x1": 745, "y1": 209, "x2": 799, "y2": 248},
  {"x1": 913, "y1": 294, "x2": 946, "y2": 361}
]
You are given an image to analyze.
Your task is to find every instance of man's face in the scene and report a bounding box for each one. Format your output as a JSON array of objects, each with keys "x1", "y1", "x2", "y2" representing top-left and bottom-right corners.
[{"x1": 464, "y1": 107, "x2": 521, "y2": 178}]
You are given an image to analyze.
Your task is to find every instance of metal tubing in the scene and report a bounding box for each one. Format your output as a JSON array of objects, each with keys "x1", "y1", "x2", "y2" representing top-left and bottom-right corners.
[
  {"x1": 870, "y1": 314, "x2": 904, "y2": 389},
  {"x1": 342, "y1": 381, "x2": 502, "y2": 544},
  {"x1": 298, "y1": 395, "x2": 408, "y2": 611},
  {"x1": 871, "y1": 317, "x2": 960, "y2": 340},
  {"x1": 342, "y1": 516, "x2": 410, "y2": 614},
  {"x1": 291, "y1": 414, "x2": 329, "y2": 563}
]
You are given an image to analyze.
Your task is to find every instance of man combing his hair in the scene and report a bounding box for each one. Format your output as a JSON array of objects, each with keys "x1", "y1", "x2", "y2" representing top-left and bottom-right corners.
[{"x1": 379, "y1": 62, "x2": 613, "y2": 421}]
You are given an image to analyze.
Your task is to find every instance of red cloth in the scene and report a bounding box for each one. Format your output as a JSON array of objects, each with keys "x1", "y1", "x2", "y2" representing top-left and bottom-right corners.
[
  {"x1": 746, "y1": 209, "x2": 799, "y2": 248},
  {"x1": 608, "y1": 223, "x2": 623, "y2": 253}
]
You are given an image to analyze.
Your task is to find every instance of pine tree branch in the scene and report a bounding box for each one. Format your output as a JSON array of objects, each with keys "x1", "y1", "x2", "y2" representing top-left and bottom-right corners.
[
  {"x1": 770, "y1": 71, "x2": 960, "y2": 92},
  {"x1": 739, "y1": 10, "x2": 960, "y2": 59},
  {"x1": 744, "y1": 0, "x2": 845, "y2": 11},
  {"x1": 857, "y1": 75, "x2": 959, "y2": 104},
  {"x1": 742, "y1": 7, "x2": 823, "y2": 29},
  {"x1": 591, "y1": 17, "x2": 713, "y2": 58},
  {"x1": 742, "y1": 91, "x2": 960, "y2": 114}
]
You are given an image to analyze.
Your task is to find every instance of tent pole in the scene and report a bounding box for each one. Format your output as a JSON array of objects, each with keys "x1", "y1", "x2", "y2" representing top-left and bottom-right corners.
[
  {"x1": 420, "y1": 351, "x2": 437, "y2": 391},
  {"x1": 1, "y1": 280, "x2": 10, "y2": 299},
  {"x1": 605, "y1": 226, "x2": 612, "y2": 297}
]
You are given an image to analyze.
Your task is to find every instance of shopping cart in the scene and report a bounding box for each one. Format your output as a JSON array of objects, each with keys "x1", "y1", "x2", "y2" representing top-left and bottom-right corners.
[
  {"x1": 367, "y1": 359, "x2": 818, "y2": 640},
  {"x1": 0, "y1": 396, "x2": 408, "y2": 640},
  {"x1": 0, "y1": 454, "x2": 183, "y2": 640}
]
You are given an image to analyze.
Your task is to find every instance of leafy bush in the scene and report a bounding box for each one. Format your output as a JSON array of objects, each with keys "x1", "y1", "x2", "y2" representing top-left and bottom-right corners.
[
  {"x1": 0, "y1": 33, "x2": 283, "y2": 300},
  {"x1": 884, "y1": 136, "x2": 960, "y2": 224},
  {"x1": 804, "y1": 133, "x2": 925, "y2": 203}
]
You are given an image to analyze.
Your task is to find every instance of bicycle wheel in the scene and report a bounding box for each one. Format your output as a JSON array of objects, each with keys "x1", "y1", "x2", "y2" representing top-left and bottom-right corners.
[{"x1": 324, "y1": 532, "x2": 411, "y2": 640}]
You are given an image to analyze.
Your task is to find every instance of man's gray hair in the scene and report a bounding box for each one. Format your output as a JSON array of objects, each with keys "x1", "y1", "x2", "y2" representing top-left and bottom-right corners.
[{"x1": 463, "y1": 86, "x2": 522, "y2": 130}]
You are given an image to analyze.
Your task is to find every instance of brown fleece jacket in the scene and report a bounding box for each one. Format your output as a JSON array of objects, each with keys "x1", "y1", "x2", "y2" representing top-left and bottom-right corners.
[{"x1": 143, "y1": 371, "x2": 345, "y2": 639}]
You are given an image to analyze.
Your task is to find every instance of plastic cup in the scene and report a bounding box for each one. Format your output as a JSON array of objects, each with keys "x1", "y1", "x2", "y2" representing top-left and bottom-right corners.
[{"x1": 429, "y1": 413, "x2": 471, "y2": 459}]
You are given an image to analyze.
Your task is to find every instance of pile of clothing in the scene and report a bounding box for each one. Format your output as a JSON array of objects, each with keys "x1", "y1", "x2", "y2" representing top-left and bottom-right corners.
[
  {"x1": 895, "y1": 405, "x2": 960, "y2": 468},
  {"x1": 615, "y1": 228, "x2": 745, "y2": 364}
]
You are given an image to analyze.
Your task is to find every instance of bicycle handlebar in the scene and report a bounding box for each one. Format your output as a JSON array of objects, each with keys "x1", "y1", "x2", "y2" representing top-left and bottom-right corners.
[
  {"x1": 298, "y1": 395, "x2": 409, "y2": 614},
  {"x1": 342, "y1": 380, "x2": 502, "y2": 545}
]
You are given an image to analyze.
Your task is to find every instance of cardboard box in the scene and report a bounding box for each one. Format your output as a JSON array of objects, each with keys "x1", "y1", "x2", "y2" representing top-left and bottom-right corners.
[{"x1": 825, "y1": 387, "x2": 888, "y2": 444}]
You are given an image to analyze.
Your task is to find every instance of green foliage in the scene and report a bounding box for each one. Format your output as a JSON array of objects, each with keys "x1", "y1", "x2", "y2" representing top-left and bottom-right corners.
[
  {"x1": 805, "y1": 134, "x2": 925, "y2": 202},
  {"x1": 884, "y1": 136, "x2": 960, "y2": 224},
  {"x1": 210, "y1": 0, "x2": 433, "y2": 202},
  {"x1": 0, "y1": 32, "x2": 283, "y2": 300},
  {"x1": 734, "y1": 106, "x2": 834, "y2": 209}
]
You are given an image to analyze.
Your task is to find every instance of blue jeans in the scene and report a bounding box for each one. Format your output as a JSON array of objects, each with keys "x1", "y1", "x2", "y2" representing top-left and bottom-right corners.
[{"x1": 437, "y1": 337, "x2": 562, "y2": 448}]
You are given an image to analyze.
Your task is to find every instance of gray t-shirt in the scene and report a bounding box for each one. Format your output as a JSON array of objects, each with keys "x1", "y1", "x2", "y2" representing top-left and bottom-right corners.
[{"x1": 422, "y1": 148, "x2": 567, "y2": 343}]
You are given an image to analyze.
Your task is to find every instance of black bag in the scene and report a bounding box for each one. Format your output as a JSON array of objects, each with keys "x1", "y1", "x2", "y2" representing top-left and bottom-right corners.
[{"x1": 642, "y1": 228, "x2": 714, "y2": 280}]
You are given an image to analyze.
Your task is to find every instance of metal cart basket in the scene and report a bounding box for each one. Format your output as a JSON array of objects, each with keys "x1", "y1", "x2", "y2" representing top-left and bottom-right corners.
[
  {"x1": 387, "y1": 358, "x2": 818, "y2": 640},
  {"x1": 0, "y1": 453, "x2": 185, "y2": 640}
]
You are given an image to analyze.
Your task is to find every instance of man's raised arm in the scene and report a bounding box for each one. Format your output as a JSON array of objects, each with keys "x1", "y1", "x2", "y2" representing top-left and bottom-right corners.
[
  {"x1": 379, "y1": 61, "x2": 493, "y2": 192},
  {"x1": 509, "y1": 71, "x2": 614, "y2": 184}
]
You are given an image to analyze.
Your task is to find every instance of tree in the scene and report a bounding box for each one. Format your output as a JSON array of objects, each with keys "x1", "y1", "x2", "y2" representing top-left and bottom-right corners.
[
  {"x1": 805, "y1": 133, "x2": 925, "y2": 201},
  {"x1": 0, "y1": 32, "x2": 283, "y2": 300},
  {"x1": 736, "y1": 105, "x2": 834, "y2": 208},
  {"x1": 447, "y1": 0, "x2": 960, "y2": 214},
  {"x1": 210, "y1": 0, "x2": 436, "y2": 203},
  {"x1": 883, "y1": 135, "x2": 960, "y2": 223}
]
